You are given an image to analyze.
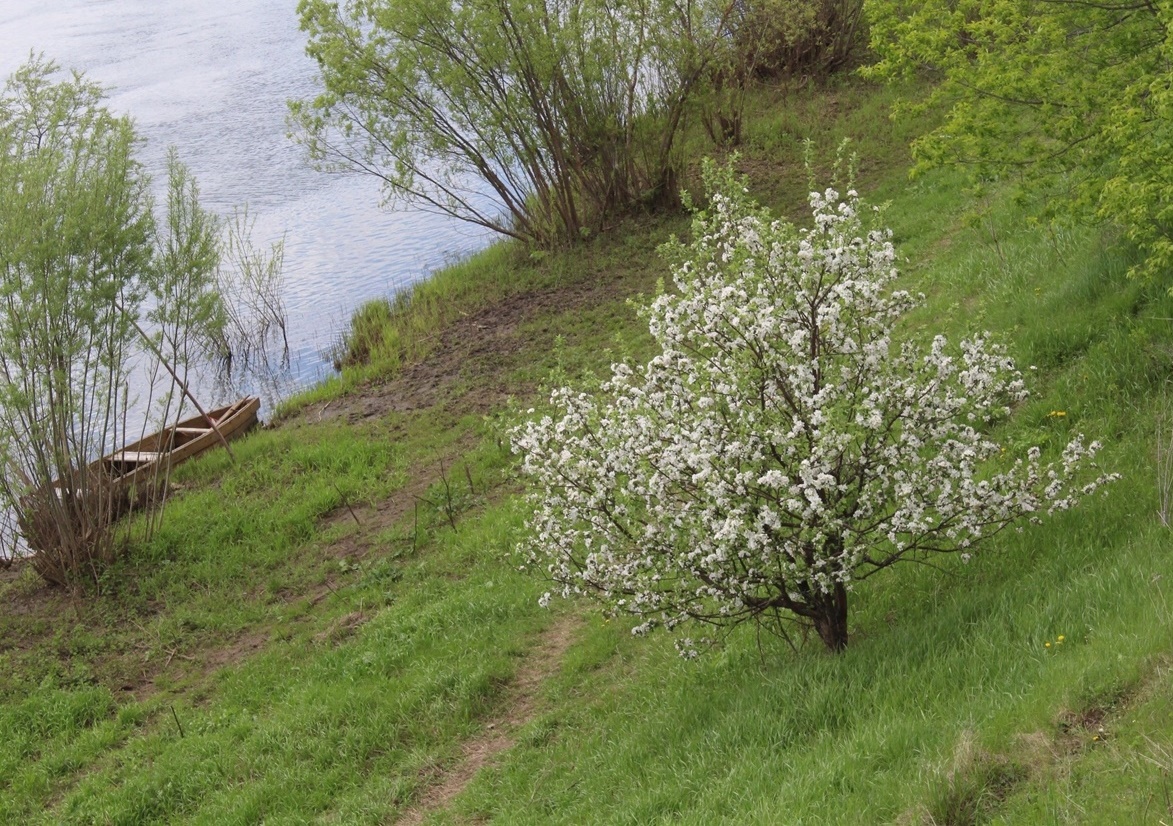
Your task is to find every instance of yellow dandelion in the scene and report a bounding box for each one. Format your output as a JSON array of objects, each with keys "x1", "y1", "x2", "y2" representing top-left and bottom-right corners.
[
  {"x1": 1045, "y1": 641, "x2": 1052, "y2": 648},
  {"x1": 1048, "y1": 410, "x2": 1067, "y2": 418},
  {"x1": 1057, "y1": 635, "x2": 1065, "y2": 643}
]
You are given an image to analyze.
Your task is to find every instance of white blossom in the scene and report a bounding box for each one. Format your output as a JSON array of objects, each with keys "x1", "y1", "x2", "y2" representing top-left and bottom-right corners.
[{"x1": 511, "y1": 162, "x2": 1118, "y2": 654}]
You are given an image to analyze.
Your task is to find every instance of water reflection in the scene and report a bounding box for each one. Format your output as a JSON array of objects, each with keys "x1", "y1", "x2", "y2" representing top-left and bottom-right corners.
[{"x1": 0, "y1": 0, "x2": 496, "y2": 415}]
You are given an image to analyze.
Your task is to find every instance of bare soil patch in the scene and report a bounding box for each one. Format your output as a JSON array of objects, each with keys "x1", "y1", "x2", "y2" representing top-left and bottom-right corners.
[
  {"x1": 202, "y1": 629, "x2": 270, "y2": 672},
  {"x1": 302, "y1": 271, "x2": 633, "y2": 427},
  {"x1": 0, "y1": 560, "x2": 73, "y2": 621}
]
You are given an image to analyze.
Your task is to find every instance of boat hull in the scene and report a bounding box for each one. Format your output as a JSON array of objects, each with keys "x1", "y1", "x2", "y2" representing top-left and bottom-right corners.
[{"x1": 21, "y1": 397, "x2": 260, "y2": 552}]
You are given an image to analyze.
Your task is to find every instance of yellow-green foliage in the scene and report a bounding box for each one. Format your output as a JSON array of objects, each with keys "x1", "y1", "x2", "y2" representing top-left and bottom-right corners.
[{"x1": 866, "y1": 0, "x2": 1173, "y2": 283}]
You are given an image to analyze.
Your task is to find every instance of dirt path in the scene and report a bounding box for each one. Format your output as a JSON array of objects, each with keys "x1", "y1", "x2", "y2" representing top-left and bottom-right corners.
[{"x1": 395, "y1": 615, "x2": 580, "y2": 825}]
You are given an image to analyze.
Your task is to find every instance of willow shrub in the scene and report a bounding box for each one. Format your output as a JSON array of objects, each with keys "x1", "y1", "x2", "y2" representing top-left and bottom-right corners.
[
  {"x1": 0, "y1": 58, "x2": 242, "y2": 584},
  {"x1": 293, "y1": 0, "x2": 741, "y2": 248}
]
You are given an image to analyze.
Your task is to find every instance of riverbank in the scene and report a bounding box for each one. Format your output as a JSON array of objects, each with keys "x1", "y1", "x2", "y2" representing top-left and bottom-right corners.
[{"x1": 3, "y1": 76, "x2": 1172, "y2": 823}]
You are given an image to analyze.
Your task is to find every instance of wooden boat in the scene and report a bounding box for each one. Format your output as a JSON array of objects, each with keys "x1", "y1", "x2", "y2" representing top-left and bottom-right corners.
[
  {"x1": 20, "y1": 397, "x2": 260, "y2": 552},
  {"x1": 101, "y1": 396, "x2": 261, "y2": 491}
]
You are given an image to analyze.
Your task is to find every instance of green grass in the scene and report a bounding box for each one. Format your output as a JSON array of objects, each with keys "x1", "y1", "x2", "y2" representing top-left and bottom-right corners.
[
  {"x1": 4, "y1": 75, "x2": 1173, "y2": 823},
  {"x1": 439, "y1": 161, "x2": 1173, "y2": 825}
]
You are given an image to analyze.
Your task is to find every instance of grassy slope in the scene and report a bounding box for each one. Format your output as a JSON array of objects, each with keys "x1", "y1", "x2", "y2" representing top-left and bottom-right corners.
[{"x1": 2, "y1": 78, "x2": 1172, "y2": 823}]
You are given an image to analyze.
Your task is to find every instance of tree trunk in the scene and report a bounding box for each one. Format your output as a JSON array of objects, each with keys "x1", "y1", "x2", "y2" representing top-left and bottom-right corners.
[{"x1": 813, "y1": 582, "x2": 849, "y2": 652}]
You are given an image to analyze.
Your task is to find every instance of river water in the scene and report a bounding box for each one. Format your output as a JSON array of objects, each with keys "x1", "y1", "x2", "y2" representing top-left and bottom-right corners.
[{"x1": 0, "y1": 0, "x2": 495, "y2": 409}]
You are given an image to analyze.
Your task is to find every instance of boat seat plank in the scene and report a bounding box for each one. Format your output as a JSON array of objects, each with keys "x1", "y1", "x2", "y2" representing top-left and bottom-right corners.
[
  {"x1": 113, "y1": 451, "x2": 162, "y2": 464},
  {"x1": 174, "y1": 427, "x2": 207, "y2": 435}
]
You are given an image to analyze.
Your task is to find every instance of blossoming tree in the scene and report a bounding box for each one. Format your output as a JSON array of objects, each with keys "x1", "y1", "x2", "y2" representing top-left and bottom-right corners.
[{"x1": 513, "y1": 163, "x2": 1116, "y2": 653}]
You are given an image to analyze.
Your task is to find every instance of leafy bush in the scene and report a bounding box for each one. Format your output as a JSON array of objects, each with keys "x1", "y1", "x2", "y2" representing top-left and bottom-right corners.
[
  {"x1": 513, "y1": 160, "x2": 1116, "y2": 653},
  {"x1": 0, "y1": 58, "x2": 276, "y2": 583},
  {"x1": 866, "y1": 1, "x2": 1173, "y2": 282},
  {"x1": 293, "y1": 0, "x2": 737, "y2": 247}
]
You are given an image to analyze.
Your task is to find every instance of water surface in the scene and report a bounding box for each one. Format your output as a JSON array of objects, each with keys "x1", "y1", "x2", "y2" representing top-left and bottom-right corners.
[{"x1": 0, "y1": 0, "x2": 495, "y2": 406}]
